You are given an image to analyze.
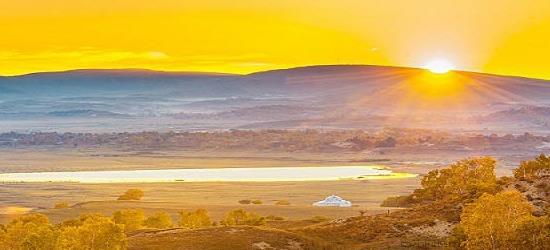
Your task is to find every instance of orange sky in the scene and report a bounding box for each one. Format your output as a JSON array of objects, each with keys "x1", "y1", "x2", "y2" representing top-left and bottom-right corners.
[{"x1": 1, "y1": 0, "x2": 549, "y2": 79}]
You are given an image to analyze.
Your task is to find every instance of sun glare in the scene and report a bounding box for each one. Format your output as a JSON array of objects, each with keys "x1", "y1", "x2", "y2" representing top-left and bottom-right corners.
[{"x1": 424, "y1": 59, "x2": 455, "y2": 74}]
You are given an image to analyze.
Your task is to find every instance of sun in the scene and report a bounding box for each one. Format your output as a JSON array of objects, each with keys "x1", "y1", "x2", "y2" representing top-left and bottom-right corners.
[{"x1": 424, "y1": 59, "x2": 455, "y2": 74}]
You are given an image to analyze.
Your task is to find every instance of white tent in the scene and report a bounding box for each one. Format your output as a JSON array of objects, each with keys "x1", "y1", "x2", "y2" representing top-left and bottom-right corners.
[{"x1": 312, "y1": 195, "x2": 352, "y2": 207}]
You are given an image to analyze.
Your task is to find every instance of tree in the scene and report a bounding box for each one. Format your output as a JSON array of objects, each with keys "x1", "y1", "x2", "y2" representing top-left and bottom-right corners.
[
  {"x1": 460, "y1": 190, "x2": 534, "y2": 249},
  {"x1": 113, "y1": 209, "x2": 145, "y2": 232},
  {"x1": 0, "y1": 213, "x2": 127, "y2": 250},
  {"x1": 514, "y1": 154, "x2": 550, "y2": 181},
  {"x1": 414, "y1": 157, "x2": 498, "y2": 201},
  {"x1": 221, "y1": 209, "x2": 265, "y2": 226},
  {"x1": 0, "y1": 213, "x2": 57, "y2": 250},
  {"x1": 117, "y1": 189, "x2": 144, "y2": 201},
  {"x1": 178, "y1": 209, "x2": 212, "y2": 229},
  {"x1": 143, "y1": 212, "x2": 173, "y2": 229},
  {"x1": 57, "y1": 214, "x2": 126, "y2": 250}
]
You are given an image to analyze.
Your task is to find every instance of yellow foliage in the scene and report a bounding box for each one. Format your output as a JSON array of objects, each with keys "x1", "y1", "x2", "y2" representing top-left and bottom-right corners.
[
  {"x1": 178, "y1": 209, "x2": 212, "y2": 229},
  {"x1": 221, "y1": 209, "x2": 265, "y2": 226},
  {"x1": 54, "y1": 202, "x2": 70, "y2": 209},
  {"x1": 275, "y1": 200, "x2": 290, "y2": 206},
  {"x1": 113, "y1": 209, "x2": 145, "y2": 232},
  {"x1": 0, "y1": 213, "x2": 57, "y2": 250},
  {"x1": 514, "y1": 215, "x2": 550, "y2": 249},
  {"x1": 58, "y1": 214, "x2": 126, "y2": 250},
  {"x1": 117, "y1": 189, "x2": 144, "y2": 201},
  {"x1": 144, "y1": 212, "x2": 173, "y2": 229},
  {"x1": 514, "y1": 154, "x2": 550, "y2": 180},
  {"x1": 460, "y1": 190, "x2": 533, "y2": 249},
  {"x1": 416, "y1": 157, "x2": 497, "y2": 201}
]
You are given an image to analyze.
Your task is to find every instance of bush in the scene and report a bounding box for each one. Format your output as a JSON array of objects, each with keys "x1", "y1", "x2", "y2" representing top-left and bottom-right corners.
[
  {"x1": 513, "y1": 154, "x2": 550, "y2": 180},
  {"x1": 117, "y1": 189, "x2": 144, "y2": 201},
  {"x1": 251, "y1": 200, "x2": 263, "y2": 205},
  {"x1": 58, "y1": 214, "x2": 126, "y2": 250},
  {"x1": 54, "y1": 202, "x2": 70, "y2": 209},
  {"x1": 179, "y1": 209, "x2": 212, "y2": 229},
  {"x1": 265, "y1": 215, "x2": 285, "y2": 221},
  {"x1": 275, "y1": 200, "x2": 290, "y2": 205},
  {"x1": 446, "y1": 224, "x2": 467, "y2": 249},
  {"x1": 238, "y1": 199, "x2": 251, "y2": 205},
  {"x1": 113, "y1": 209, "x2": 145, "y2": 232},
  {"x1": 144, "y1": 212, "x2": 173, "y2": 229},
  {"x1": 513, "y1": 215, "x2": 550, "y2": 249},
  {"x1": 380, "y1": 195, "x2": 414, "y2": 207},
  {"x1": 221, "y1": 209, "x2": 266, "y2": 226}
]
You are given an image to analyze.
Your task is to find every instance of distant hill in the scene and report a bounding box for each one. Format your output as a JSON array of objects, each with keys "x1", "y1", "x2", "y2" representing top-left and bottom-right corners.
[
  {"x1": 0, "y1": 69, "x2": 239, "y2": 98},
  {"x1": 2, "y1": 65, "x2": 548, "y2": 103},
  {"x1": 1, "y1": 65, "x2": 548, "y2": 132},
  {"x1": 476, "y1": 106, "x2": 550, "y2": 130}
]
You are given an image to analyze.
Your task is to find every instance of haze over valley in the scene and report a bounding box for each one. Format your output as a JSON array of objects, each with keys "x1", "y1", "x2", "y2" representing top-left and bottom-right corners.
[{"x1": 1, "y1": 65, "x2": 548, "y2": 133}]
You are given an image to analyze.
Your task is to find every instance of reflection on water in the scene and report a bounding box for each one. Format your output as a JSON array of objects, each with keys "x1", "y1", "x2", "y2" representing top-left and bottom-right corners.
[{"x1": 0, "y1": 166, "x2": 416, "y2": 183}]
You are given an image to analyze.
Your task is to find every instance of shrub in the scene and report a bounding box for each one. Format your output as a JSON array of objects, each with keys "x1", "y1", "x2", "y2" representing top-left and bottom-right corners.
[
  {"x1": 238, "y1": 199, "x2": 251, "y2": 205},
  {"x1": 221, "y1": 209, "x2": 266, "y2": 226},
  {"x1": 117, "y1": 189, "x2": 144, "y2": 201},
  {"x1": 144, "y1": 212, "x2": 173, "y2": 229},
  {"x1": 513, "y1": 154, "x2": 550, "y2": 180},
  {"x1": 275, "y1": 200, "x2": 290, "y2": 205},
  {"x1": 446, "y1": 225, "x2": 467, "y2": 249},
  {"x1": 380, "y1": 195, "x2": 414, "y2": 207},
  {"x1": 265, "y1": 215, "x2": 285, "y2": 221},
  {"x1": 513, "y1": 215, "x2": 550, "y2": 249},
  {"x1": 113, "y1": 209, "x2": 145, "y2": 232},
  {"x1": 179, "y1": 209, "x2": 212, "y2": 229},
  {"x1": 54, "y1": 202, "x2": 70, "y2": 209},
  {"x1": 251, "y1": 200, "x2": 263, "y2": 205}
]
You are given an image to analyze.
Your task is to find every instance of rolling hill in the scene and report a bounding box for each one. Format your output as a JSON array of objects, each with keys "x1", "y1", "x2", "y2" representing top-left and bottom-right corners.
[{"x1": 1, "y1": 65, "x2": 548, "y2": 133}]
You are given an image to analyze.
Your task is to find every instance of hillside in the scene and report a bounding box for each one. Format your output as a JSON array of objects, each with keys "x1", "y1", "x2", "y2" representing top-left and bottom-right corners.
[
  {"x1": 128, "y1": 226, "x2": 332, "y2": 250},
  {"x1": 1, "y1": 65, "x2": 549, "y2": 133}
]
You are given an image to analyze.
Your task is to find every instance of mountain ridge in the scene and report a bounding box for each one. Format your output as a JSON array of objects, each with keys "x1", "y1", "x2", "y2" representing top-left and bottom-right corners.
[{"x1": 2, "y1": 64, "x2": 550, "y2": 81}]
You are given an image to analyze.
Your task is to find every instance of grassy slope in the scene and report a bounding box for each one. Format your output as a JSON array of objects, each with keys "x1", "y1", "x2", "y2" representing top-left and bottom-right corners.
[{"x1": 128, "y1": 226, "x2": 335, "y2": 250}]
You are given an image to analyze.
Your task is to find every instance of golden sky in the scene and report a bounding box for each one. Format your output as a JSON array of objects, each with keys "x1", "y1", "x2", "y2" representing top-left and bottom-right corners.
[{"x1": 1, "y1": 0, "x2": 549, "y2": 79}]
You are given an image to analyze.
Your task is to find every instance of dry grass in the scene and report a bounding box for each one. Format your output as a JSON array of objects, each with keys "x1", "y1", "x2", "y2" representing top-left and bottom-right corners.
[{"x1": 128, "y1": 226, "x2": 336, "y2": 250}]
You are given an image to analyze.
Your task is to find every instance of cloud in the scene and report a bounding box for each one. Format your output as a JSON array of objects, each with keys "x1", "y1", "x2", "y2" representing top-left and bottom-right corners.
[
  {"x1": 0, "y1": 48, "x2": 169, "y2": 63},
  {"x1": 0, "y1": 49, "x2": 278, "y2": 75},
  {"x1": 0, "y1": 49, "x2": 171, "y2": 75}
]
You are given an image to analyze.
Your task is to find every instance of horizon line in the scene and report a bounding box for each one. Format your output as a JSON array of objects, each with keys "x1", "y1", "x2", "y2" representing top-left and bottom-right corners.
[{"x1": 1, "y1": 64, "x2": 549, "y2": 81}]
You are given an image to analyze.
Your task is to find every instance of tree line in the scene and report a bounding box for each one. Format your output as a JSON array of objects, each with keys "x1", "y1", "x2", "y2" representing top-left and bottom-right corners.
[{"x1": 0, "y1": 206, "x2": 268, "y2": 250}]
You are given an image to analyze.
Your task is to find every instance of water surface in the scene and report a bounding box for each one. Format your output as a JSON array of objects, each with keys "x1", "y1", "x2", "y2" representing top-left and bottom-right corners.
[{"x1": 0, "y1": 166, "x2": 416, "y2": 183}]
